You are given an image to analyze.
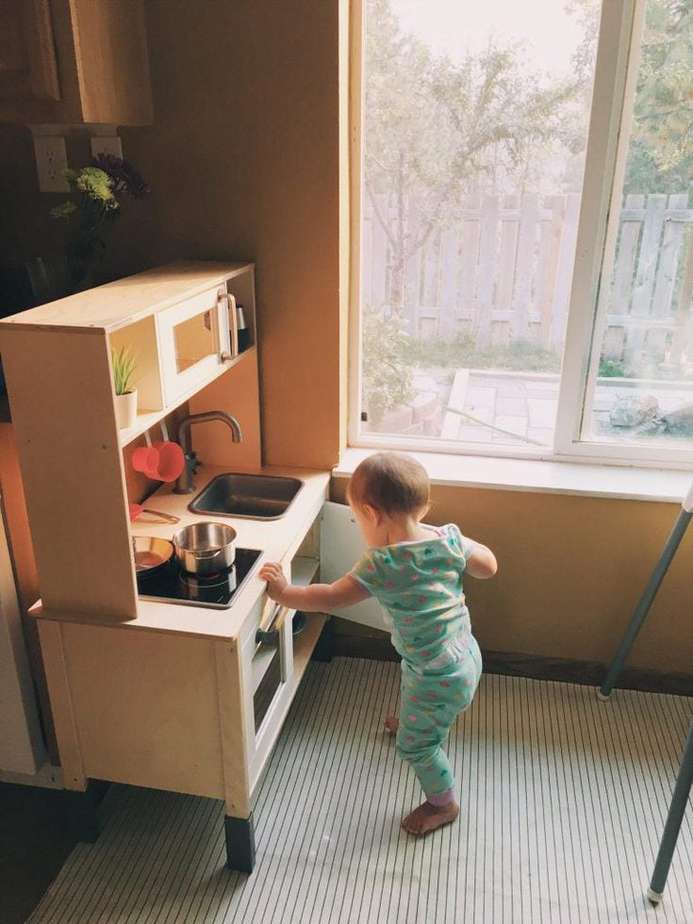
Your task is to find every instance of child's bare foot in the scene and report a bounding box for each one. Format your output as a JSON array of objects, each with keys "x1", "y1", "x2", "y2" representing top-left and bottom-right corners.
[
  {"x1": 384, "y1": 715, "x2": 399, "y2": 734},
  {"x1": 401, "y1": 800, "x2": 459, "y2": 836}
]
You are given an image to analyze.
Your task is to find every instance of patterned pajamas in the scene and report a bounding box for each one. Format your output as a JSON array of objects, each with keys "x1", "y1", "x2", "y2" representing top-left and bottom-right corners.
[
  {"x1": 350, "y1": 522, "x2": 483, "y2": 803},
  {"x1": 397, "y1": 636, "x2": 482, "y2": 799}
]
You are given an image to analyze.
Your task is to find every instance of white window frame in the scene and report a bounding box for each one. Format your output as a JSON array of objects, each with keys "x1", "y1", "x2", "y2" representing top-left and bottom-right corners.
[{"x1": 348, "y1": 0, "x2": 693, "y2": 470}]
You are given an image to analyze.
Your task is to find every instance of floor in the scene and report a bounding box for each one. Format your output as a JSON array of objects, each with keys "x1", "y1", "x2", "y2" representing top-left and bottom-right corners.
[
  {"x1": 0, "y1": 783, "x2": 81, "y2": 924},
  {"x1": 22, "y1": 658, "x2": 693, "y2": 924}
]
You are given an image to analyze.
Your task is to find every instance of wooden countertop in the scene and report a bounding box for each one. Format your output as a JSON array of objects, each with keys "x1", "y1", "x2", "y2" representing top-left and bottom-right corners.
[
  {"x1": 0, "y1": 261, "x2": 251, "y2": 333},
  {"x1": 31, "y1": 465, "x2": 330, "y2": 641}
]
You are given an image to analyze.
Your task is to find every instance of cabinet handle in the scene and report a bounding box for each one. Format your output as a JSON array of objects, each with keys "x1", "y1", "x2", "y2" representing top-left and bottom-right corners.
[{"x1": 256, "y1": 604, "x2": 290, "y2": 647}]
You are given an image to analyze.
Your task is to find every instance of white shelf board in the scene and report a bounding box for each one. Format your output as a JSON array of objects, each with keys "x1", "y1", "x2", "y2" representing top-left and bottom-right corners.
[
  {"x1": 118, "y1": 347, "x2": 256, "y2": 447},
  {"x1": 292, "y1": 556, "x2": 320, "y2": 587}
]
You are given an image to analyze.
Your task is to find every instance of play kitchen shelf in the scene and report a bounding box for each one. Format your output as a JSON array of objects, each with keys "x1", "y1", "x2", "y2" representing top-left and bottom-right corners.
[
  {"x1": 0, "y1": 261, "x2": 332, "y2": 874},
  {"x1": 0, "y1": 261, "x2": 259, "y2": 620}
]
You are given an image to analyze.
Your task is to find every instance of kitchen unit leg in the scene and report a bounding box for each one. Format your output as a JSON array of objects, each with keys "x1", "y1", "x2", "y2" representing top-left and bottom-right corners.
[
  {"x1": 224, "y1": 812, "x2": 256, "y2": 873},
  {"x1": 311, "y1": 616, "x2": 333, "y2": 663}
]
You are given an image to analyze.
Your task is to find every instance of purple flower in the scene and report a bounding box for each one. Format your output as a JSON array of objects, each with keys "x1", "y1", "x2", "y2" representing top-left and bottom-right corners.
[{"x1": 91, "y1": 154, "x2": 150, "y2": 199}]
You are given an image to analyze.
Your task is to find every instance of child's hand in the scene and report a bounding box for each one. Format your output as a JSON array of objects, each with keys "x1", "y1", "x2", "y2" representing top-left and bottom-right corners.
[{"x1": 259, "y1": 562, "x2": 288, "y2": 602}]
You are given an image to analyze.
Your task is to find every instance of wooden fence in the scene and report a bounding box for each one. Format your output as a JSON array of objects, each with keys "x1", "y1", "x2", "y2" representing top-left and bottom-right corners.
[{"x1": 362, "y1": 192, "x2": 693, "y2": 366}]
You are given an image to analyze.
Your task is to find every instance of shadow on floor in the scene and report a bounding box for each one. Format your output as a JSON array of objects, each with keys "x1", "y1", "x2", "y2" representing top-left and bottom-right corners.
[{"x1": 0, "y1": 782, "x2": 79, "y2": 924}]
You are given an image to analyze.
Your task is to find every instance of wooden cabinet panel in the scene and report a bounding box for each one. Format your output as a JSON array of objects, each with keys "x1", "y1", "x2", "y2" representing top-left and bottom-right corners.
[
  {"x1": 0, "y1": 0, "x2": 60, "y2": 104},
  {"x1": 70, "y1": 0, "x2": 152, "y2": 125},
  {"x1": 0, "y1": 0, "x2": 152, "y2": 125}
]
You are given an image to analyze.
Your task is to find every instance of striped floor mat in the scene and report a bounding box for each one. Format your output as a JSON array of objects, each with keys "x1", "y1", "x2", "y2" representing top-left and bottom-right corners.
[{"x1": 28, "y1": 658, "x2": 692, "y2": 923}]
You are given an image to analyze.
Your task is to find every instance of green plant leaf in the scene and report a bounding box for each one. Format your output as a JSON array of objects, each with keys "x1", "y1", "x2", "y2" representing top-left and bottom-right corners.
[{"x1": 111, "y1": 346, "x2": 137, "y2": 395}]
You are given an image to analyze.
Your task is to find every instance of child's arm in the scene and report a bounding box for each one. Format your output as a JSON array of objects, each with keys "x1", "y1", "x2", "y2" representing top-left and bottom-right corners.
[
  {"x1": 465, "y1": 541, "x2": 498, "y2": 579},
  {"x1": 259, "y1": 562, "x2": 371, "y2": 612}
]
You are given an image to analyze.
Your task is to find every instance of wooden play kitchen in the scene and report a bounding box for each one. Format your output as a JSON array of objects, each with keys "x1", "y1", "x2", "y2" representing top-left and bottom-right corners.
[{"x1": 0, "y1": 262, "x2": 335, "y2": 872}]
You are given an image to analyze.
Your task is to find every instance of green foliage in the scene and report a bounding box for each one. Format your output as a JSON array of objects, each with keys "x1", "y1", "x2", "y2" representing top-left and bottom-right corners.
[
  {"x1": 566, "y1": 0, "x2": 692, "y2": 194},
  {"x1": 51, "y1": 167, "x2": 118, "y2": 220},
  {"x1": 111, "y1": 346, "x2": 137, "y2": 396},
  {"x1": 362, "y1": 305, "x2": 414, "y2": 423},
  {"x1": 48, "y1": 158, "x2": 149, "y2": 294},
  {"x1": 49, "y1": 201, "x2": 78, "y2": 220},
  {"x1": 409, "y1": 334, "x2": 562, "y2": 374},
  {"x1": 624, "y1": 0, "x2": 692, "y2": 194},
  {"x1": 74, "y1": 167, "x2": 119, "y2": 208},
  {"x1": 364, "y1": 0, "x2": 590, "y2": 306},
  {"x1": 598, "y1": 358, "x2": 627, "y2": 378}
]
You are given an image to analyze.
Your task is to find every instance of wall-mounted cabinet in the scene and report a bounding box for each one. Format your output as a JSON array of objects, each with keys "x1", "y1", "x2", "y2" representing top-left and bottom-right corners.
[
  {"x1": 0, "y1": 261, "x2": 258, "y2": 622},
  {"x1": 0, "y1": 0, "x2": 153, "y2": 125}
]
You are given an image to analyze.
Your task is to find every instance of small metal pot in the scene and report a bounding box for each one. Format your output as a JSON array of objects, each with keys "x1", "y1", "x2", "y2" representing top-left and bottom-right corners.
[{"x1": 172, "y1": 522, "x2": 237, "y2": 575}]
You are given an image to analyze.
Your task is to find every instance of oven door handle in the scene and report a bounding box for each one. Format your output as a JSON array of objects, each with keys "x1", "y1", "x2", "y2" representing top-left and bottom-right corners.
[{"x1": 255, "y1": 604, "x2": 290, "y2": 647}]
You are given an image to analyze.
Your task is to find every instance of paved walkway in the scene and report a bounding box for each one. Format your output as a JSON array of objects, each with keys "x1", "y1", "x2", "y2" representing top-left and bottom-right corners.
[{"x1": 439, "y1": 370, "x2": 693, "y2": 448}]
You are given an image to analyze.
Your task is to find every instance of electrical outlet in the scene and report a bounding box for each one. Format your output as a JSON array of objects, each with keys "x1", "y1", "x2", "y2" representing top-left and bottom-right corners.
[
  {"x1": 90, "y1": 134, "x2": 123, "y2": 160},
  {"x1": 33, "y1": 135, "x2": 69, "y2": 193}
]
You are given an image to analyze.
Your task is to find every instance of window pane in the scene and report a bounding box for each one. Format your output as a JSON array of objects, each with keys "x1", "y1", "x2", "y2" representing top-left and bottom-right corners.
[
  {"x1": 582, "y1": 0, "x2": 693, "y2": 450},
  {"x1": 359, "y1": 0, "x2": 600, "y2": 449}
]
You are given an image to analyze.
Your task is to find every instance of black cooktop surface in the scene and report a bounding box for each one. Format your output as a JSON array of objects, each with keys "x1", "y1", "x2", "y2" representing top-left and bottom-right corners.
[{"x1": 136, "y1": 547, "x2": 261, "y2": 609}]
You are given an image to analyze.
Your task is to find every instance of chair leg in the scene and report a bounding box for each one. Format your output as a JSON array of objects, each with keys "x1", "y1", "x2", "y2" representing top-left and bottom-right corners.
[
  {"x1": 599, "y1": 509, "x2": 691, "y2": 699},
  {"x1": 647, "y1": 724, "x2": 693, "y2": 905}
]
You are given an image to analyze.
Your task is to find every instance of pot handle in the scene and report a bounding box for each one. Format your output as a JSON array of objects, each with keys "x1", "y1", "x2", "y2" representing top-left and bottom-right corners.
[{"x1": 190, "y1": 547, "x2": 224, "y2": 558}]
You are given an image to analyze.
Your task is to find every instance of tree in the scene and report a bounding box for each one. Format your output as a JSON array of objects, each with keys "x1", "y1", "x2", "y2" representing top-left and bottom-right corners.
[
  {"x1": 624, "y1": 0, "x2": 692, "y2": 194},
  {"x1": 566, "y1": 0, "x2": 692, "y2": 194},
  {"x1": 361, "y1": 303, "x2": 413, "y2": 424},
  {"x1": 364, "y1": 0, "x2": 585, "y2": 312}
]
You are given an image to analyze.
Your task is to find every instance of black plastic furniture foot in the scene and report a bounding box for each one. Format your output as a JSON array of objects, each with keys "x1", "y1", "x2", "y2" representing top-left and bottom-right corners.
[{"x1": 225, "y1": 812, "x2": 256, "y2": 873}]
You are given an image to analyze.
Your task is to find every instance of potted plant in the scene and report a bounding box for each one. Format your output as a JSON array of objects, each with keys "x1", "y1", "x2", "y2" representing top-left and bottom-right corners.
[{"x1": 112, "y1": 346, "x2": 138, "y2": 429}]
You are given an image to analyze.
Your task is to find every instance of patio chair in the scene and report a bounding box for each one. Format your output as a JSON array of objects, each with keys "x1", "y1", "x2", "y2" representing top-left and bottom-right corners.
[
  {"x1": 598, "y1": 479, "x2": 693, "y2": 907},
  {"x1": 598, "y1": 479, "x2": 693, "y2": 699}
]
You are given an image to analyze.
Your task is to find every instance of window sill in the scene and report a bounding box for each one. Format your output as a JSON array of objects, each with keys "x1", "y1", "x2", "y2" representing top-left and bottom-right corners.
[{"x1": 335, "y1": 447, "x2": 691, "y2": 504}]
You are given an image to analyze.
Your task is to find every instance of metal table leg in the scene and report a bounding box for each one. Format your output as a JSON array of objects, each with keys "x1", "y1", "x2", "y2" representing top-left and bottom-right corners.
[{"x1": 647, "y1": 724, "x2": 693, "y2": 905}]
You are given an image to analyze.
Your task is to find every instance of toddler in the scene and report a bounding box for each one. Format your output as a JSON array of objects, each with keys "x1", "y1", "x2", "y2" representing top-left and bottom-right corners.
[{"x1": 259, "y1": 451, "x2": 497, "y2": 835}]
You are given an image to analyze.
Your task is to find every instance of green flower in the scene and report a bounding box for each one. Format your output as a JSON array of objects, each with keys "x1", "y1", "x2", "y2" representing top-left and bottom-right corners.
[{"x1": 73, "y1": 167, "x2": 118, "y2": 210}]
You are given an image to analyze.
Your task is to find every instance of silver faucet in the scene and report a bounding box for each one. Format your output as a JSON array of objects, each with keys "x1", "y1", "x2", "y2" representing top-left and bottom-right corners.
[{"x1": 174, "y1": 411, "x2": 243, "y2": 494}]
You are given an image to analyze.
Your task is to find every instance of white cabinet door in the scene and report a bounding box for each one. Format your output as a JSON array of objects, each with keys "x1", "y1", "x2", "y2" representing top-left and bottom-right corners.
[
  {"x1": 320, "y1": 501, "x2": 391, "y2": 632},
  {"x1": 157, "y1": 286, "x2": 232, "y2": 405}
]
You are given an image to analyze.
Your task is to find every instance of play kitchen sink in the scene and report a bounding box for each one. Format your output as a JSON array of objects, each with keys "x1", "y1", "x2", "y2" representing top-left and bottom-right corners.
[{"x1": 189, "y1": 472, "x2": 303, "y2": 520}]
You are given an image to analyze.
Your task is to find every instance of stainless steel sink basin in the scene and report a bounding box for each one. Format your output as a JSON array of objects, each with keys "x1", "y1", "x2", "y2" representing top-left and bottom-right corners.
[{"x1": 189, "y1": 473, "x2": 303, "y2": 520}]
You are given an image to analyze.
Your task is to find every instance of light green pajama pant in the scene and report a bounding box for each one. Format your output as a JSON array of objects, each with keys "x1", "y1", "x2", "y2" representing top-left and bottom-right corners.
[{"x1": 396, "y1": 635, "x2": 482, "y2": 801}]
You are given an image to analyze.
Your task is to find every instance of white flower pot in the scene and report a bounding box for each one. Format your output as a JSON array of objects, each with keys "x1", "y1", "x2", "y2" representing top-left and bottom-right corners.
[{"x1": 114, "y1": 389, "x2": 138, "y2": 429}]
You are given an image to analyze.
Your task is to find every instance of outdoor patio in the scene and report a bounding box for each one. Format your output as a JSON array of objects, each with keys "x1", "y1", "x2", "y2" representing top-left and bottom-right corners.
[{"x1": 369, "y1": 369, "x2": 693, "y2": 450}]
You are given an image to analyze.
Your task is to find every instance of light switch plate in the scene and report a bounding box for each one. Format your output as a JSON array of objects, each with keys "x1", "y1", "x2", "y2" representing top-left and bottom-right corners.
[
  {"x1": 90, "y1": 135, "x2": 123, "y2": 159},
  {"x1": 33, "y1": 135, "x2": 69, "y2": 193}
]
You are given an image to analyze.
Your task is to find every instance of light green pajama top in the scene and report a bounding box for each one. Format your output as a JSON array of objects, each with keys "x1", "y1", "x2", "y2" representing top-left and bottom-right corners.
[{"x1": 350, "y1": 523, "x2": 475, "y2": 670}]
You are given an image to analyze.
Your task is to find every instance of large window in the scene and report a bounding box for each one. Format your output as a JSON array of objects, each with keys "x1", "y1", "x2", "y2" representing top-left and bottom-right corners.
[{"x1": 352, "y1": 0, "x2": 693, "y2": 466}]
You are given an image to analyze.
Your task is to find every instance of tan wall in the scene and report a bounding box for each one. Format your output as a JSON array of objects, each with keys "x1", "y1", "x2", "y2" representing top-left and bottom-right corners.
[
  {"x1": 114, "y1": 0, "x2": 344, "y2": 470},
  {"x1": 332, "y1": 477, "x2": 693, "y2": 675}
]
